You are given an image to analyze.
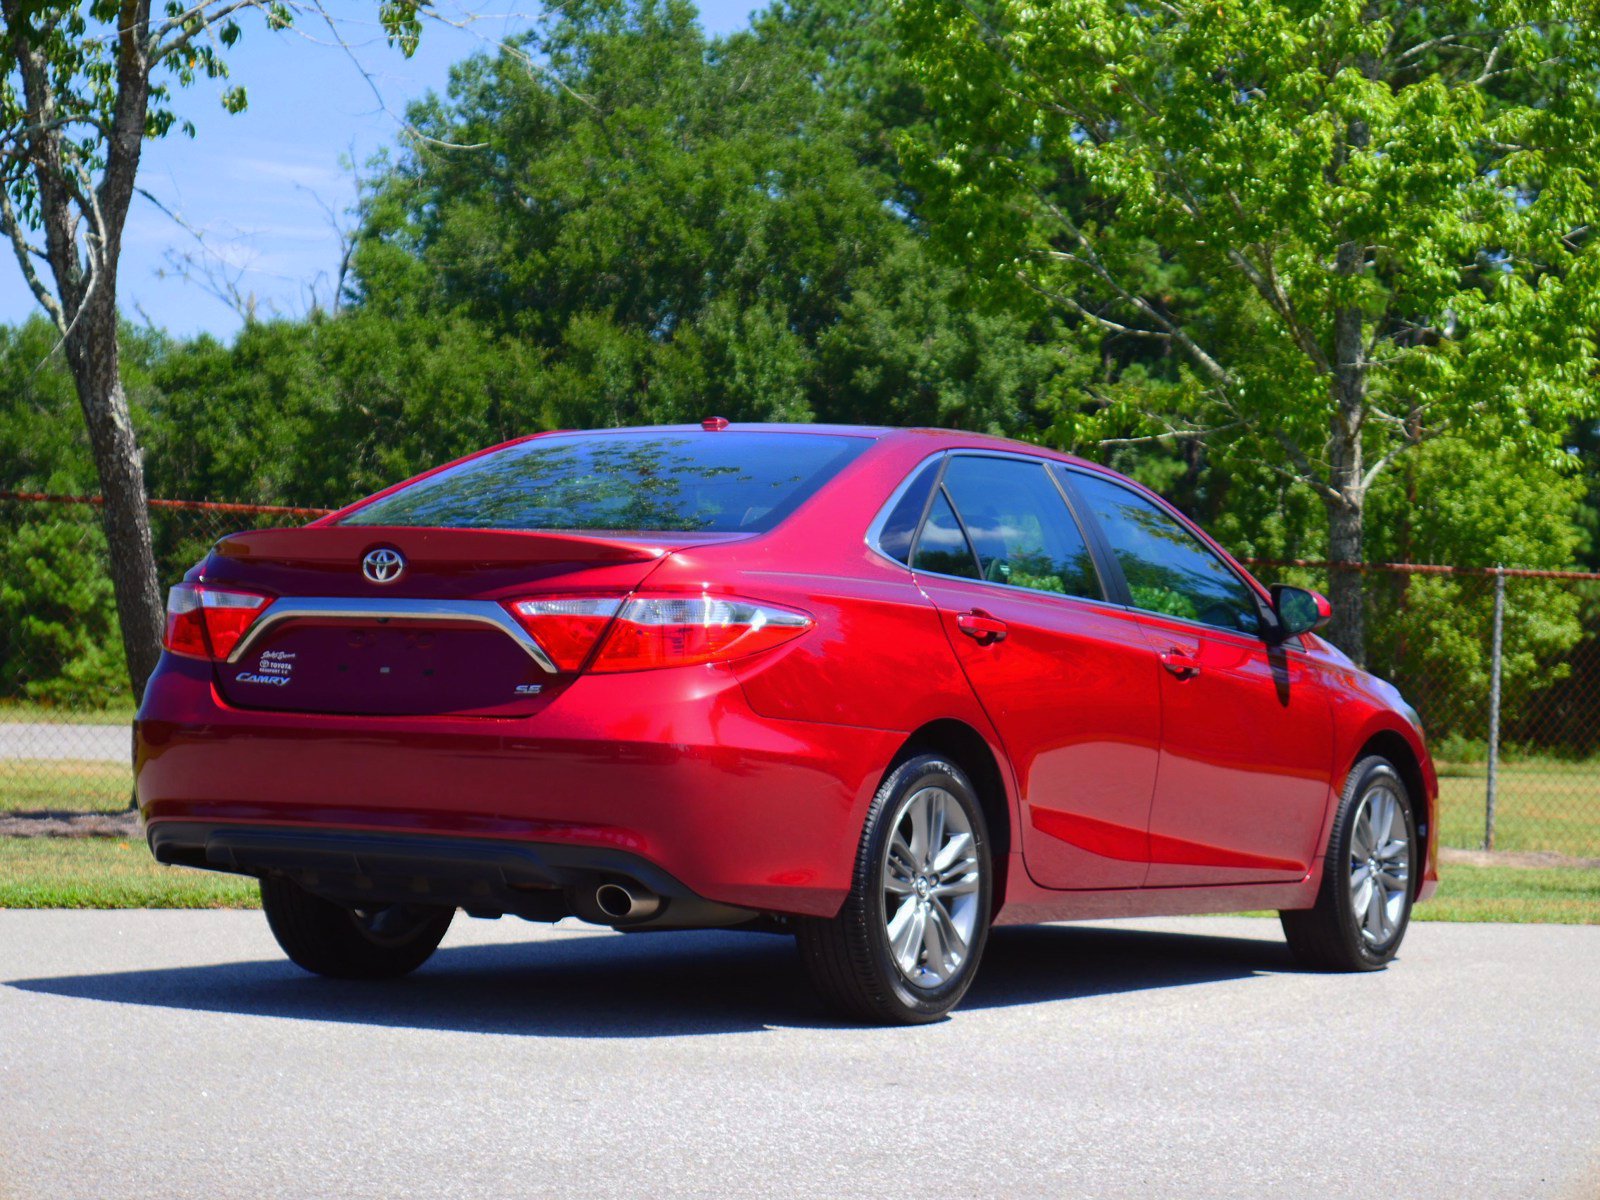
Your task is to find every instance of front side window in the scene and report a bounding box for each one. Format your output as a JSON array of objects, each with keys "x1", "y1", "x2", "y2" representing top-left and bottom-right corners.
[
  {"x1": 937, "y1": 456, "x2": 1103, "y2": 599},
  {"x1": 341, "y1": 431, "x2": 869, "y2": 534},
  {"x1": 1067, "y1": 470, "x2": 1261, "y2": 634}
]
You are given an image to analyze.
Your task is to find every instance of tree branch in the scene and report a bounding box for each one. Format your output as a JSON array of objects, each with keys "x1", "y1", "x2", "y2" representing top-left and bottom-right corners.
[
  {"x1": 0, "y1": 187, "x2": 68, "y2": 332},
  {"x1": 1032, "y1": 191, "x2": 1232, "y2": 386},
  {"x1": 152, "y1": 0, "x2": 268, "y2": 65},
  {"x1": 1017, "y1": 271, "x2": 1174, "y2": 341}
]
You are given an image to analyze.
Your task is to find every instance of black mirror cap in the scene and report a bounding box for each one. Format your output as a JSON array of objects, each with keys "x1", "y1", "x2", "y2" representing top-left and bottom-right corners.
[{"x1": 1270, "y1": 584, "x2": 1333, "y2": 640}]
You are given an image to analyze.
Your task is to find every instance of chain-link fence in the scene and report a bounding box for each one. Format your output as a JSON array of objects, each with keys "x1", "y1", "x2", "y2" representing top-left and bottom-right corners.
[
  {"x1": 0, "y1": 492, "x2": 329, "y2": 818},
  {"x1": 2, "y1": 493, "x2": 1597, "y2": 856},
  {"x1": 1243, "y1": 559, "x2": 1600, "y2": 857}
]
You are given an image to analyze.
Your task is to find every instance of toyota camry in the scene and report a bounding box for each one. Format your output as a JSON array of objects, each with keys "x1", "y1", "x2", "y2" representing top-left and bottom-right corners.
[{"x1": 135, "y1": 423, "x2": 1437, "y2": 1023}]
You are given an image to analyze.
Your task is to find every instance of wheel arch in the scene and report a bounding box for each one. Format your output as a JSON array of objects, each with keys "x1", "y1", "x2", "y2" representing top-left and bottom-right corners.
[
  {"x1": 1353, "y1": 729, "x2": 1430, "y2": 899},
  {"x1": 891, "y1": 719, "x2": 1013, "y2": 902}
]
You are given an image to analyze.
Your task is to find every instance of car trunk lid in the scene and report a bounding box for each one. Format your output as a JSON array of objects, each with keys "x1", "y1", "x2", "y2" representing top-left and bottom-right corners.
[{"x1": 200, "y1": 525, "x2": 748, "y2": 717}]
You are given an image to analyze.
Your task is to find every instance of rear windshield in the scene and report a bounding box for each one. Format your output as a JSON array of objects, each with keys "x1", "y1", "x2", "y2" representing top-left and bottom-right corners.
[{"x1": 339, "y1": 431, "x2": 869, "y2": 533}]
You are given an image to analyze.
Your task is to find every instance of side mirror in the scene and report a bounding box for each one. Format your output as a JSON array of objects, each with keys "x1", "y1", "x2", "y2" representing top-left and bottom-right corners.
[{"x1": 1270, "y1": 584, "x2": 1332, "y2": 639}]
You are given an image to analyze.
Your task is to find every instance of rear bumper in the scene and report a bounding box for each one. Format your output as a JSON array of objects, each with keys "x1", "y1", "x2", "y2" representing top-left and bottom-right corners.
[
  {"x1": 149, "y1": 822, "x2": 742, "y2": 925},
  {"x1": 136, "y1": 655, "x2": 904, "y2": 917}
]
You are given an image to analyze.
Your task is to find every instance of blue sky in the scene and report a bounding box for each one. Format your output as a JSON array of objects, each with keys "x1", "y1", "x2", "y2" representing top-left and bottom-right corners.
[{"x1": 0, "y1": 0, "x2": 756, "y2": 339}]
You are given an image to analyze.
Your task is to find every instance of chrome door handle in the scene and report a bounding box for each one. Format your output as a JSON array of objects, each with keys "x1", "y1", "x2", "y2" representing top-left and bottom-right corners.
[{"x1": 957, "y1": 610, "x2": 1008, "y2": 644}]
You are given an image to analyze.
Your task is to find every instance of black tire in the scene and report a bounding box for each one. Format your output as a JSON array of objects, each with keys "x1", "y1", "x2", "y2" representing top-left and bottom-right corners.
[
  {"x1": 261, "y1": 875, "x2": 454, "y2": 980},
  {"x1": 1280, "y1": 755, "x2": 1417, "y2": 972},
  {"x1": 796, "y1": 753, "x2": 993, "y2": 1024}
]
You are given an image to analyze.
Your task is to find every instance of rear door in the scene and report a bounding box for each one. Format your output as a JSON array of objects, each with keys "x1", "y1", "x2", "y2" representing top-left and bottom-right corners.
[
  {"x1": 907, "y1": 454, "x2": 1162, "y2": 890},
  {"x1": 1062, "y1": 468, "x2": 1334, "y2": 885}
]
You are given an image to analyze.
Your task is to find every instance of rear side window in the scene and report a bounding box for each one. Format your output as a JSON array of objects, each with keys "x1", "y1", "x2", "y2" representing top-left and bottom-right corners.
[
  {"x1": 340, "y1": 432, "x2": 869, "y2": 533},
  {"x1": 1068, "y1": 470, "x2": 1262, "y2": 634},
  {"x1": 876, "y1": 459, "x2": 940, "y2": 565},
  {"x1": 938, "y1": 457, "x2": 1103, "y2": 599},
  {"x1": 913, "y1": 491, "x2": 982, "y2": 579}
]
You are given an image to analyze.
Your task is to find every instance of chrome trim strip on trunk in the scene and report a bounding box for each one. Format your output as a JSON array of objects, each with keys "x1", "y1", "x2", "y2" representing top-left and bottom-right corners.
[{"x1": 225, "y1": 597, "x2": 558, "y2": 673}]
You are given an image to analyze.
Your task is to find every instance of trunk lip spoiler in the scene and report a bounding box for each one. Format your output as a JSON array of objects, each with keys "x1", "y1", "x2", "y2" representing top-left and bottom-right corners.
[{"x1": 225, "y1": 597, "x2": 558, "y2": 673}]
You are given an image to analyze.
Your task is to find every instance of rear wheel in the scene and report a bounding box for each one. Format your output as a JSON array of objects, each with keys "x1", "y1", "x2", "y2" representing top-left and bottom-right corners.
[
  {"x1": 796, "y1": 753, "x2": 992, "y2": 1024},
  {"x1": 261, "y1": 875, "x2": 454, "y2": 979},
  {"x1": 1280, "y1": 755, "x2": 1416, "y2": 971}
]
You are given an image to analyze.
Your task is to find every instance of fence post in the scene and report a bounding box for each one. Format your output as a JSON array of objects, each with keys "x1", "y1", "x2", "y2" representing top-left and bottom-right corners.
[{"x1": 1485, "y1": 566, "x2": 1506, "y2": 851}]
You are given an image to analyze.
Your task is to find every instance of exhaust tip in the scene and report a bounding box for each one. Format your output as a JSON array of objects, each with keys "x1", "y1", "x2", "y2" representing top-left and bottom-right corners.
[{"x1": 594, "y1": 881, "x2": 661, "y2": 922}]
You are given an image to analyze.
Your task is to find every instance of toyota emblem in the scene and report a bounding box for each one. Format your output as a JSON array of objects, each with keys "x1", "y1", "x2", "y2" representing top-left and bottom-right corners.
[{"x1": 361, "y1": 547, "x2": 405, "y2": 584}]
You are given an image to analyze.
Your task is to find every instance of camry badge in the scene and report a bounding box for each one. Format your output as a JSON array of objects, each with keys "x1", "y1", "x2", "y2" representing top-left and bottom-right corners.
[{"x1": 361, "y1": 547, "x2": 405, "y2": 584}]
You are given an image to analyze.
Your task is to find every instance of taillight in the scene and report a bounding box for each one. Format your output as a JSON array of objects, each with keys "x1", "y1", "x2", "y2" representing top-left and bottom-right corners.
[
  {"x1": 591, "y1": 595, "x2": 811, "y2": 672},
  {"x1": 163, "y1": 584, "x2": 272, "y2": 661},
  {"x1": 502, "y1": 593, "x2": 813, "y2": 673},
  {"x1": 505, "y1": 596, "x2": 624, "y2": 672}
]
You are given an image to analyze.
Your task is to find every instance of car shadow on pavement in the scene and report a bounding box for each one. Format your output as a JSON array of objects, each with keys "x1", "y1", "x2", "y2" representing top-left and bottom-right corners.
[{"x1": 5, "y1": 921, "x2": 1296, "y2": 1038}]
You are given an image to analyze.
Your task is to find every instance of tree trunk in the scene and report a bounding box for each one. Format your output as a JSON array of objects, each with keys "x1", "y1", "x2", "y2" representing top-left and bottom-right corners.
[
  {"x1": 62, "y1": 295, "x2": 164, "y2": 702},
  {"x1": 1324, "y1": 489, "x2": 1366, "y2": 665},
  {"x1": 1325, "y1": 277, "x2": 1368, "y2": 666}
]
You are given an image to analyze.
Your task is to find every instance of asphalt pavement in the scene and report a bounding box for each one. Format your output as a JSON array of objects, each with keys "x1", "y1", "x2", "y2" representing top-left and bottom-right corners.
[{"x1": 0, "y1": 910, "x2": 1596, "y2": 1199}]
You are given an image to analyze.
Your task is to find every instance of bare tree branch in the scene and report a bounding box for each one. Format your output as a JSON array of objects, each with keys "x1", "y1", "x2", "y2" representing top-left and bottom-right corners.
[{"x1": 0, "y1": 187, "x2": 68, "y2": 332}]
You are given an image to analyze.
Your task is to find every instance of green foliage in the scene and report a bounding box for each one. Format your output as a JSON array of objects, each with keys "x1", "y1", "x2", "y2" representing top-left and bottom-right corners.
[
  {"x1": 141, "y1": 311, "x2": 541, "y2": 506},
  {"x1": 349, "y1": 0, "x2": 1061, "y2": 433},
  {"x1": 897, "y1": 0, "x2": 1600, "y2": 445},
  {"x1": 895, "y1": 0, "x2": 1600, "y2": 661},
  {"x1": 1362, "y1": 441, "x2": 1587, "y2": 736},
  {"x1": 0, "y1": 319, "x2": 139, "y2": 706},
  {"x1": 0, "y1": 3, "x2": 427, "y2": 172},
  {"x1": 2, "y1": 0, "x2": 1598, "y2": 723},
  {"x1": 0, "y1": 318, "x2": 102, "y2": 495},
  {"x1": 0, "y1": 517, "x2": 126, "y2": 705}
]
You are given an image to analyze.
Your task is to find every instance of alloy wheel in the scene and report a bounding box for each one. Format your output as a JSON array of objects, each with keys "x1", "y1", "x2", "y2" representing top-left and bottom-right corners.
[
  {"x1": 880, "y1": 785, "x2": 983, "y2": 987},
  {"x1": 1349, "y1": 782, "x2": 1411, "y2": 947}
]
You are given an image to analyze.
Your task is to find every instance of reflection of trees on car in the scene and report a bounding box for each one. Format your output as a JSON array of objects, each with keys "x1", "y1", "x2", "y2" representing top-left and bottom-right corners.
[
  {"x1": 1095, "y1": 496, "x2": 1258, "y2": 632},
  {"x1": 343, "y1": 435, "x2": 861, "y2": 533}
]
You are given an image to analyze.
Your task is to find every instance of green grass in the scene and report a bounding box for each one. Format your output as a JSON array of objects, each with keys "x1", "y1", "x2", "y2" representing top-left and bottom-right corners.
[
  {"x1": 0, "y1": 700, "x2": 135, "y2": 725},
  {"x1": 0, "y1": 835, "x2": 1592, "y2": 921},
  {"x1": 0, "y1": 759, "x2": 131, "y2": 813},
  {"x1": 0, "y1": 837, "x2": 258, "y2": 908},
  {"x1": 1435, "y1": 758, "x2": 1600, "y2": 856},
  {"x1": 1227, "y1": 861, "x2": 1599, "y2": 923},
  {"x1": 1419, "y1": 862, "x2": 1600, "y2": 923}
]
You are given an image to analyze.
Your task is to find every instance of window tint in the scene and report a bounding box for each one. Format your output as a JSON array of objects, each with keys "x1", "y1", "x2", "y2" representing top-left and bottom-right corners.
[
  {"x1": 1067, "y1": 470, "x2": 1262, "y2": 634},
  {"x1": 939, "y1": 457, "x2": 1102, "y2": 599},
  {"x1": 340, "y1": 432, "x2": 868, "y2": 534},
  {"x1": 913, "y1": 490, "x2": 981, "y2": 579},
  {"x1": 876, "y1": 459, "x2": 940, "y2": 565}
]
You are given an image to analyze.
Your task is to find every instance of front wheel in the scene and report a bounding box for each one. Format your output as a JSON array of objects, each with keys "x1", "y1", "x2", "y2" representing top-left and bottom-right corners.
[
  {"x1": 261, "y1": 875, "x2": 454, "y2": 979},
  {"x1": 796, "y1": 753, "x2": 993, "y2": 1024},
  {"x1": 1280, "y1": 755, "x2": 1416, "y2": 971}
]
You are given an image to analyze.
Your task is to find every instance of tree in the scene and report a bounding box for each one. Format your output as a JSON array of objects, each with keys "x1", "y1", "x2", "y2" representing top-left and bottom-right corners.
[
  {"x1": 0, "y1": 1, "x2": 423, "y2": 698},
  {"x1": 896, "y1": 0, "x2": 1600, "y2": 662},
  {"x1": 1365, "y1": 440, "x2": 1584, "y2": 738},
  {"x1": 351, "y1": 0, "x2": 1063, "y2": 434}
]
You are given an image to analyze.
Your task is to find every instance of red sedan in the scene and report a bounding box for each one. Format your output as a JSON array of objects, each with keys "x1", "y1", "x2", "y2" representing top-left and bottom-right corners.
[{"x1": 136, "y1": 423, "x2": 1437, "y2": 1023}]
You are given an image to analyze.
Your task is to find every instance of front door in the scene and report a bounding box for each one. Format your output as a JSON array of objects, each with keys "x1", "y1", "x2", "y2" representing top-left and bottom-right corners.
[
  {"x1": 910, "y1": 454, "x2": 1162, "y2": 890},
  {"x1": 1064, "y1": 469, "x2": 1334, "y2": 885}
]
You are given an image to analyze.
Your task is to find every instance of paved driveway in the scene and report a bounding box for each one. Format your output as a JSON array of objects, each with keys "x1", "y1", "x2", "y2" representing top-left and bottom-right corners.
[{"x1": 0, "y1": 912, "x2": 1595, "y2": 1199}]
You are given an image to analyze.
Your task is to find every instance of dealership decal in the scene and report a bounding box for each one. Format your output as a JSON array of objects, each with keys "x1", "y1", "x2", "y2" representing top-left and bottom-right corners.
[{"x1": 239, "y1": 649, "x2": 296, "y2": 686}]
